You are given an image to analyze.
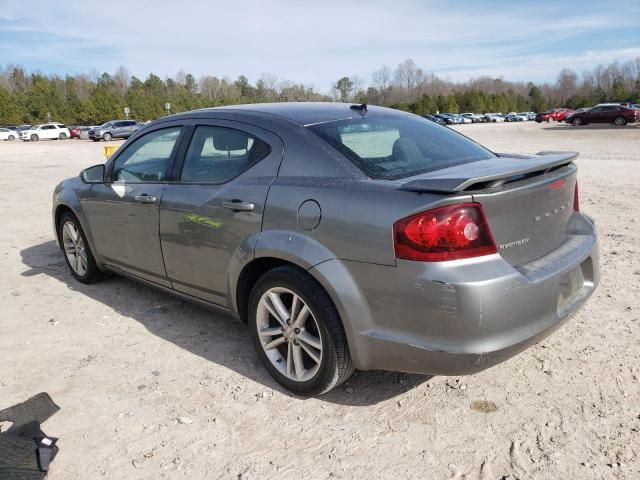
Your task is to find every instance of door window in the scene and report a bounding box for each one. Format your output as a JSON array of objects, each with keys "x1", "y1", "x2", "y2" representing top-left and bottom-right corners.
[
  {"x1": 111, "y1": 127, "x2": 181, "y2": 183},
  {"x1": 180, "y1": 126, "x2": 271, "y2": 183}
]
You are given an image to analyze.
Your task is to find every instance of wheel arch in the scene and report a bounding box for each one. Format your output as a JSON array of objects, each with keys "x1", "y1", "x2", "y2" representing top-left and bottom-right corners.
[
  {"x1": 53, "y1": 197, "x2": 104, "y2": 269},
  {"x1": 231, "y1": 232, "x2": 365, "y2": 368}
]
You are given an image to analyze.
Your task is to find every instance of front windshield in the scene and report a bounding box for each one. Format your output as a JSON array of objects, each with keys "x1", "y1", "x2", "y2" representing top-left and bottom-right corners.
[
  {"x1": 308, "y1": 114, "x2": 494, "y2": 180},
  {"x1": 100, "y1": 122, "x2": 113, "y2": 128}
]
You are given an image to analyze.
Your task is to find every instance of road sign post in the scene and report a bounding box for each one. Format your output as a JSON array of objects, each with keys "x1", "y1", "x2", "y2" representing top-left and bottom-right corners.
[
  {"x1": 124, "y1": 107, "x2": 130, "y2": 119},
  {"x1": 165, "y1": 102, "x2": 171, "y2": 116}
]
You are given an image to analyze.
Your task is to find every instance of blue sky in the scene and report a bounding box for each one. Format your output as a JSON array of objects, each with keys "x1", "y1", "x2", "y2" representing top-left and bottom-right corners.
[{"x1": 1, "y1": 0, "x2": 638, "y2": 91}]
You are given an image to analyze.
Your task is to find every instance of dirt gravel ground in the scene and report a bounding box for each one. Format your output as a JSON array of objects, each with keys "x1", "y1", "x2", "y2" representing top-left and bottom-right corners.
[{"x1": 0, "y1": 121, "x2": 639, "y2": 479}]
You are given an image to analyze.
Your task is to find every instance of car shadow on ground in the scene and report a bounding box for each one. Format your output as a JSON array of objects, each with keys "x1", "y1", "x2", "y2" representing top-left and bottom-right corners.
[{"x1": 20, "y1": 240, "x2": 431, "y2": 406}]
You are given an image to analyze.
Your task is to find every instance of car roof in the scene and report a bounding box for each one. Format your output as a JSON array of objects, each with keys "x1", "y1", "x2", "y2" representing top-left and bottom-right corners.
[{"x1": 192, "y1": 102, "x2": 403, "y2": 126}]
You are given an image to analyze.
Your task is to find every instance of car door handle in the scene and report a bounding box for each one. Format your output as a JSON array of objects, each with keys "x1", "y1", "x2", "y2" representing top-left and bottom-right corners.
[
  {"x1": 134, "y1": 194, "x2": 157, "y2": 204},
  {"x1": 222, "y1": 200, "x2": 255, "y2": 212}
]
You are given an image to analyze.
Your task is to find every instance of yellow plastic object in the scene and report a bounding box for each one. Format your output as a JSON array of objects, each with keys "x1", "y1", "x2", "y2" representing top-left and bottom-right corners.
[{"x1": 103, "y1": 145, "x2": 119, "y2": 159}]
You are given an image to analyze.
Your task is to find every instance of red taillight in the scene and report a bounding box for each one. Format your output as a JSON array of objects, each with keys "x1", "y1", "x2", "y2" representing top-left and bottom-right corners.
[
  {"x1": 573, "y1": 181, "x2": 579, "y2": 212},
  {"x1": 393, "y1": 203, "x2": 497, "y2": 261}
]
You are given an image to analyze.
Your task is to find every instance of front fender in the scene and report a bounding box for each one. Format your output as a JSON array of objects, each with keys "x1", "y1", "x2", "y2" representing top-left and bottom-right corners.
[{"x1": 53, "y1": 180, "x2": 105, "y2": 270}]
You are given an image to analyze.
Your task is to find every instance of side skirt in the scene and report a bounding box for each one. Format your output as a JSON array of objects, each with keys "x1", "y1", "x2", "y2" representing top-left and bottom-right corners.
[{"x1": 103, "y1": 264, "x2": 239, "y2": 321}]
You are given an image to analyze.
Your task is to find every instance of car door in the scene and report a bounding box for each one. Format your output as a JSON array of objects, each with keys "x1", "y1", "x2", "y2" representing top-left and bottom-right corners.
[
  {"x1": 78, "y1": 123, "x2": 185, "y2": 286},
  {"x1": 110, "y1": 121, "x2": 124, "y2": 138},
  {"x1": 159, "y1": 120, "x2": 284, "y2": 306},
  {"x1": 601, "y1": 106, "x2": 619, "y2": 122},
  {"x1": 39, "y1": 125, "x2": 52, "y2": 139},
  {"x1": 125, "y1": 121, "x2": 138, "y2": 137},
  {"x1": 585, "y1": 106, "x2": 604, "y2": 123}
]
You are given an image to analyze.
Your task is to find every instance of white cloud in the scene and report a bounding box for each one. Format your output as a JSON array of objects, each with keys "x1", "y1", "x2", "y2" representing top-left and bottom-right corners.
[{"x1": 2, "y1": 0, "x2": 638, "y2": 90}]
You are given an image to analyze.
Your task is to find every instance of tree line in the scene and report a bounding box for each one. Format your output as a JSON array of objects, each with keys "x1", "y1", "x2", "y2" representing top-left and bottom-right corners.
[{"x1": 0, "y1": 58, "x2": 638, "y2": 126}]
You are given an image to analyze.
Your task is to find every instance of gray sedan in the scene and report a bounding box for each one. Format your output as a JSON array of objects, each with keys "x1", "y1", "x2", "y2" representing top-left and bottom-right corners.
[{"x1": 52, "y1": 103, "x2": 599, "y2": 395}]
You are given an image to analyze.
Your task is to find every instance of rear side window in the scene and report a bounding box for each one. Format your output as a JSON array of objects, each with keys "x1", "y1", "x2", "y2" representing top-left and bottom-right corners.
[
  {"x1": 180, "y1": 126, "x2": 271, "y2": 183},
  {"x1": 308, "y1": 115, "x2": 493, "y2": 180}
]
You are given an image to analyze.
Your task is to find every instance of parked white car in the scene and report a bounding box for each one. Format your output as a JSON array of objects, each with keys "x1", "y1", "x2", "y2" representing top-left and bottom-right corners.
[
  {"x1": 484, "y1": 113, "x2": 505, "y2": 122},
  {"x1": 20, "y1": 123, "x2": 71, "y2": 142},
  {"x1": 0, "y1": 128, "x2": 18, "y2": 141}
]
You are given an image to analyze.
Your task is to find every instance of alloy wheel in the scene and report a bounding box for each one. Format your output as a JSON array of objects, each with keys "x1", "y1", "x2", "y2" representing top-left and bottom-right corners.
[
  {"x1": 256, "y1": 287, "x2": 323, "y2": 382},
  {"x1": 62, "y1": 221, "x2": 88, "y2": 276},
  {"x1": 614, "y1": 116, "x2": 626, "y2": 126}
]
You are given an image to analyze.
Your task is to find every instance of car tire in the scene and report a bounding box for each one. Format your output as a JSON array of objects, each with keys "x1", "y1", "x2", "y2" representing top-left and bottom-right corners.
[
  {"x1": 572, "y1": 117, "x2": 583, "y2": 126},
  {"x1": 547, "y1": 117, "x2": 554, "y2": 123},
  {"x1": 8, "y1": 135, "x2": 15, "y2": 141},
  {"x1": 614, "y1": 116, "x2": 627, "y2": 126},
  {"x1": 59, "y1": 132, "x2": 67, "y2": 140},
  {"x1": 30, "y1": 134, "x2": 39, "y2": 142},
  {"x1": 103, "y1": 132, "x2": 112, "y2": 141},
  {"x1": 58, "y1": 212, "x2": 102, "y2": 284},
  {"x1": 248, "y1": 266, "x2": 354, "y2": 396}
]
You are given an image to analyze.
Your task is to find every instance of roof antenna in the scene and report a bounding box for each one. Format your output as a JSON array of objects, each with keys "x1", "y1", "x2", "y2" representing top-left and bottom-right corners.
[{"x1": 350, "y1": 103, "x2": 367, "y2": 115}]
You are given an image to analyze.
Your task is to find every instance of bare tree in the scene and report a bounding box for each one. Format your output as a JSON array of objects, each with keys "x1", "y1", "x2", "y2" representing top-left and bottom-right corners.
[
  {"x1": 556, "y1": 68, "x2": 578, "y2": 104},
  {"x1": 114, "y1": 66, "x2": 131, "y2": 97}
]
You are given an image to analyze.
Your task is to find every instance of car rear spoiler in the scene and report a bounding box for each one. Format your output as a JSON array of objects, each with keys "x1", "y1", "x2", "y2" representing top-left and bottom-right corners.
[{"x1": 399, "y1": 151, "x2": 578, "y2": 193}]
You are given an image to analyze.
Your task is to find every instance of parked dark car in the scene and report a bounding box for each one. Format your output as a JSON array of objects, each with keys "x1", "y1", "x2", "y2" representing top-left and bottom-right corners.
[
  {"x1": 421, "y1": 114, "x2": 446, "y2": 126},
  {"x1": 89, "y1": 120, "x2": 138, "y2": 141},
  {"x1": 566, "y1": 105, "x2": 640, "y2": 126},
  {"x1": 53, "y1": 103, "x2": 599, "y2": 395},
  {"x1": 434, "y1": 113, "x2": 460, "y2": 125}
]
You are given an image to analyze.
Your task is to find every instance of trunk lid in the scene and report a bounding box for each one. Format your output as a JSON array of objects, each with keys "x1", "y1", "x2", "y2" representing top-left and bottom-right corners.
[{"x1": 399, "y1": 152, "x2": 578, "y2": 266}]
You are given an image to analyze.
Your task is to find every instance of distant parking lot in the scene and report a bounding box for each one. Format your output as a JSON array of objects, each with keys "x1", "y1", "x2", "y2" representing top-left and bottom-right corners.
[{"x1": 1, "y1": 121, "x2": 639, "y2": 479}]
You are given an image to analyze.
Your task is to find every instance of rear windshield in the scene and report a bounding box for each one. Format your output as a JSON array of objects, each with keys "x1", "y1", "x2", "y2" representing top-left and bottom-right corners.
[{"x1": 308, "y1": 115, "x2": 493, "y2": 180}]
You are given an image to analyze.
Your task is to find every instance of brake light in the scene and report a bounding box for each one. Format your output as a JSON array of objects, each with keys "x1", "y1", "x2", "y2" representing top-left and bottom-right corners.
[
  {"x1": 573, "y1": 182, "x2": 579, "y2": 212},
  {"x1": 394, "y1": 203, "x2": 497, "y2": 261}
]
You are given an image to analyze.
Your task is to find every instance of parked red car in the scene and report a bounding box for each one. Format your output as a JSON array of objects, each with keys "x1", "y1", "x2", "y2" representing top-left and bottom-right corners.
[
  {"x1": 69, "y1": 126, "x2": 82, "y2": 138},
  {"x1": 565, "y1": 105, "x2": 640, "y2": 126},
  {"x1": 535, "y1": 108, "x2": 574, "y2": 123}
]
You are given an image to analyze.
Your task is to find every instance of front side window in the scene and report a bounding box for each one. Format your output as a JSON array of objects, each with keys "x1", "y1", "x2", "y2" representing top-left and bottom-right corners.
[
  {"x1": 180, "y1": 126, "x2": 271, "y2": 183},
  {"x1": 111, "y1": 127, "x2": 181, "y2": 182},
  {"x1": 308, "y1": 115, "x2": 493, "y2": 180}
]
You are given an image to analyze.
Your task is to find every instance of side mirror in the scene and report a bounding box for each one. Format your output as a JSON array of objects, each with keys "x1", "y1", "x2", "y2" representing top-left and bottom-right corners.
[{"x1": 80, "y1": 164, "x2": 106, "y2": 183}]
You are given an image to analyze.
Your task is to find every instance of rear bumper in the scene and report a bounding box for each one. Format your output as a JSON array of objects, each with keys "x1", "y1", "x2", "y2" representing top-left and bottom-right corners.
[{"x1": 311, "y1": 213, "x2": 599, "y2": 375}]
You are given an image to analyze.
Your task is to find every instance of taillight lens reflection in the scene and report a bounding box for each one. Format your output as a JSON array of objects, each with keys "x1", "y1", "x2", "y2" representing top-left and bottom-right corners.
[{"x1": 394, "y1": 203, "x2": 497, "y2": 261}]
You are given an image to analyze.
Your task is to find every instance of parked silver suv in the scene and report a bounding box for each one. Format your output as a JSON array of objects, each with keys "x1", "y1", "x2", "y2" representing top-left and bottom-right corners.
[{"x1": 89, "y1": 120, "x2": 138, "y2": 141}]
